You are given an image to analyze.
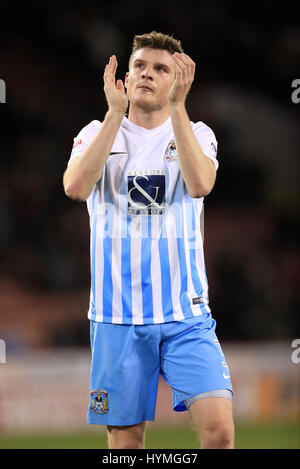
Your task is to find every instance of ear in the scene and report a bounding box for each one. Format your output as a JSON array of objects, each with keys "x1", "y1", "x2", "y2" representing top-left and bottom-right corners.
[{"x1": 124, "y1": 72, "x2": 129, "y2": 89}]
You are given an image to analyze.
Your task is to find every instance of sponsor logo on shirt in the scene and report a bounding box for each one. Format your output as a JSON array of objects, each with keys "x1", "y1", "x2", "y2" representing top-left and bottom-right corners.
[{"x1": 127, "y1": 169, "x2": 166, "y2": 215}]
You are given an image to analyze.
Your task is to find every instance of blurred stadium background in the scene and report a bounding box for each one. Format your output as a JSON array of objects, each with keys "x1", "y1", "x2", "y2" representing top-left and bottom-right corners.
[{"x1": 0, "y1": 0, "x2": 299, "y2": 449}]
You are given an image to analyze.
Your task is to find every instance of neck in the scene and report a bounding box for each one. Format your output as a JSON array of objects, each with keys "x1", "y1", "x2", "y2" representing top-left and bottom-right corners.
[{"x1": 127, "y1": 105, "x2": 170, "y2": 130}]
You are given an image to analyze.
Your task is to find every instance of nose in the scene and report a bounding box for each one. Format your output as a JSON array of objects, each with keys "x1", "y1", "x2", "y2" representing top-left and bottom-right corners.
[{"x1": 141, "y1": 66, "x2": 153, "y2": 80}]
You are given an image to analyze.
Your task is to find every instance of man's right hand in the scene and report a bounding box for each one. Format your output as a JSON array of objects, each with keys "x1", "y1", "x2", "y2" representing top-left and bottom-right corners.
[{"x1": 103, "y1": 55, "x2": 128, "y2": 115}]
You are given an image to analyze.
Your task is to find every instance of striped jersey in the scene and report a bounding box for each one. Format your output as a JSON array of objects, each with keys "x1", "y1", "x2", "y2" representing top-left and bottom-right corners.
[{"x1": 68, "y1": 116, "x2": 218, "y2": 325}]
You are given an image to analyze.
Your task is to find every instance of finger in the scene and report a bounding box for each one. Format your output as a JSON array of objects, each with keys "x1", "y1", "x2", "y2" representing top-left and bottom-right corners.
[
  {"x1": 103, "y1": 57, "x2": 112, "y2": 78},
  {"x1": 103, "y1": 66, "x2": 113, "y2": 86},
  {"x1": 174, "y1": 53, "x2": 192, "y2": 76},
  {"x1": 181, "y1": 53, "x2": 195, "y2": 66},
  {"x1": 173, "y1": 54, "x2": 187, "y2": 84},
  {"x1": 181, "y1": 53, "x2": 195, "y2": 81},
  {"x1": 107, "y1": 56, "x2": 116, "y2": 74},
  {"x1": 103, "y1": 64, "x2": 109, "y2": 84},
  {"x1": 104, "y1": 56, "x2": 117, "y2": 84},
  {"x1": 116, "y1": 79, "x2": 125, "y2": 94},
  {"x1": 173, "y1": 53, "x2": 194, "y2": 84},
  {"x1": 111, "y1": 55, "x2": 117, "y2": 74},
  {"x1": 173, "y1": 64, "x2": 184, "y2": 88}
]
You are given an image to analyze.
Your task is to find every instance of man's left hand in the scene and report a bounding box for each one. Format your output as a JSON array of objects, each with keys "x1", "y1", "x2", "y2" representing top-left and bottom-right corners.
[{"x1": 168, "y1": 53, "x2": 196, "y2": 106}]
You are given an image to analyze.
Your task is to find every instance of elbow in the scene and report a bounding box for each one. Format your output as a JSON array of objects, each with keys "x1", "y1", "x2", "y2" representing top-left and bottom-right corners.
[
  {"x1": 64, "y1": 186, "x2": 83, "y2": 201},
  {"x1": 63, "y1": 177, "x2": 87, "y2": 202},
  {"x1": 188, "y1": 184, "x2": 212, "y2": 198},
  {"x1": 188, "y1": 173, "x2": 216, "y2": 198}
]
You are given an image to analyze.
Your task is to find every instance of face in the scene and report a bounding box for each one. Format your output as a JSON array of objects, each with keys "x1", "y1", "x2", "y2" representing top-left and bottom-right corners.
[{"x1": 125, "y1": 47, "x2": 176, "y2": 112}]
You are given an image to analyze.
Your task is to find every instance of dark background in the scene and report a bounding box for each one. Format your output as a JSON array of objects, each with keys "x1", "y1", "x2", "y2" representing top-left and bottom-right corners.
[{"x1": 0, "y1": 0, "x2": 299, "y2": 350}]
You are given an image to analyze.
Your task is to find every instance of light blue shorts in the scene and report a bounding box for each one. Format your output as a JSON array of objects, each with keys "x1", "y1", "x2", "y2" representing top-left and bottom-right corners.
[{"x1": 87, "y1": 313, "x2": 233, "y2": 426}]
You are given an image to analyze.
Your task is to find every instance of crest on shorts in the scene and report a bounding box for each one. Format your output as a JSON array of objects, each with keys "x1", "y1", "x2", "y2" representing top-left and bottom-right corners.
[
  {"x1": 90, "y1": 389, "x2": 108, "y2": 414},
  {"x1": 165, "y1": 140, "x2": 178, "y2": 162}
]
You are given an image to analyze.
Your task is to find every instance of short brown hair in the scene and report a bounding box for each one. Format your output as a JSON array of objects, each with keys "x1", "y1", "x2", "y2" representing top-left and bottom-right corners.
[{"x1": 128, "y1": 31, "x2": 184, "y2": 69}]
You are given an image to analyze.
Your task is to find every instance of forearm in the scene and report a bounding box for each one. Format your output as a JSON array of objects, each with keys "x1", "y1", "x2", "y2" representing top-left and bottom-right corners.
[
  {"x1": 170, "y1": 103, "x2": 216, "y2": 198},
  {"x1": 63, "y1": 109, "x2": 124, "y2": 201}
]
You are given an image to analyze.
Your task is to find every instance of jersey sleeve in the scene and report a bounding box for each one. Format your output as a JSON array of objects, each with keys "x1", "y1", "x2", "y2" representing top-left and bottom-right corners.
[
  {"x1": 67, "y1": 120, "x2": 102, "y2": 168},
  {"x1": 193, "y1": 122, "x2": 219, "y2": 171}
]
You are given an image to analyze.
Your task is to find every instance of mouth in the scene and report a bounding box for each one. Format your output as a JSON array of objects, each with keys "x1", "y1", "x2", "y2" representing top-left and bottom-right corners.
[{"x1": 138, "y1": 85, "x2": 153, "y2": 92}]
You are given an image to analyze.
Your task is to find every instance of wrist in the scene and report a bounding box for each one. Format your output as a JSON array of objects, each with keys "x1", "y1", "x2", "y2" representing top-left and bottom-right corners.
[
  {"x1": 106, "y1": 107, "x2": 126, "y2": 120},
  {"x1": 169, "y1": 101, "x2": 186, "y2": 113}
]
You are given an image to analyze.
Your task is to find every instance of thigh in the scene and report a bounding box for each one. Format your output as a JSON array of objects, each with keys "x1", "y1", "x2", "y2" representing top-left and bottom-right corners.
[
  {"x1": 188, "y1": 397, "x2": 234, "y2": 448},
  {"x1": 188, "y1": 396, "x2": 234, "y2": 431},
  {"x1": 107, "y1": 422, "x2": 146, "y2": 449},
  {"x1": 160, "y1": 314, "x2": 233, "y2": 412},
  {"x1": 88, "y1": 321, "x2": 160, "y2": 426}
]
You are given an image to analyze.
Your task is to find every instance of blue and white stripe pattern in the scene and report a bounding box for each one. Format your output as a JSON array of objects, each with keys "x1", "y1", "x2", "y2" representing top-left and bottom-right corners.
[{"x1": 68, "y1": 116, "x2": 218, "y2": 325}]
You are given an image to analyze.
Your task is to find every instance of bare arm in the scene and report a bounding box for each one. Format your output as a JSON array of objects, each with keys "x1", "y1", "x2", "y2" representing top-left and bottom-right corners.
[
  {"x1": 63, "y1": 109, "x2": 124, "y2": 201},
  {"x1": 63, "y1": 55, "x2": 128, "y2": 201},
  {"x1": 169, "y1": 53, "x2": 216, "y2": 198}
]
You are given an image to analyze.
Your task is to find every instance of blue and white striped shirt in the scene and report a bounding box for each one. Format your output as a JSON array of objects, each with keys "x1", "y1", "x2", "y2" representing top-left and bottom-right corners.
[{"x1": 68, "y1": 116, "x2": 218, "y2": 324}]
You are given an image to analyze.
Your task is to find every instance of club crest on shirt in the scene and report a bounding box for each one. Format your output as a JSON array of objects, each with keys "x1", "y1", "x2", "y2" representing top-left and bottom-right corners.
[
  {"x1": 127, "y1": 169, "x2": 166, "y2": 215},
  {"x1": 165, "y1": 140, "x2": 178, "y2": 162},
  {"x1": 90, "y1": 389, "x2": 108, "y2": 414}
]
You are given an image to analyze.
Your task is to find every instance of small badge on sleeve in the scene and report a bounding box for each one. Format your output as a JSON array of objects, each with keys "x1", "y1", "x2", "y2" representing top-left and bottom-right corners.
[
  {"x1": 192, "y1": 297, "x2": 203, "y2": 305},
  {"x1": 72, "y1": 139, "x2": 82, "y2": 148},
  {"x1": 90, "y1": 389, "x2": 108, "y2": 414},
  {"x1": 211, "y1": 142, "x2": 217, "y2": 156}
]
